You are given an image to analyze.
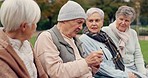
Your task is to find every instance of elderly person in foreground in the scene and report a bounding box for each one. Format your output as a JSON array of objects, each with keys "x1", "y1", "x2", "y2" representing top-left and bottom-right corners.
[
  {"x1": 0, "y1": 0, "x2": 47, "y2": 78},
  {"x1": 34, "y1": 1, "x2": 103, "y2": 78},
  {"x1": 102, "y1": 5, "x2": 148, "y2": 77}
]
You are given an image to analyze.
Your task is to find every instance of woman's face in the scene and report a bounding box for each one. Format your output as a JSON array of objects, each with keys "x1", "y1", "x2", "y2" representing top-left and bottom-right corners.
[
  {"x1": 116, "y1": 15, "x2": 131, "y2": 32},
  {"x1": 86, "y1": 12, "x2": 103, "y2": 33}
]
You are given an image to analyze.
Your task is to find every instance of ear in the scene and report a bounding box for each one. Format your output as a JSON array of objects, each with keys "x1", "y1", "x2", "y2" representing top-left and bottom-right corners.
[
  {"x1": 20, "y1": 22, "x2": 27, "y2": 32},
  {"x1": 101, "y1": 20, "x2": 104, "y2": 28}
]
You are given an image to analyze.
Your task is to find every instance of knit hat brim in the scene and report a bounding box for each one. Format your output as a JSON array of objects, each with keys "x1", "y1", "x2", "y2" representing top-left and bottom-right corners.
[{"x1": 58, "y1": 1, "x2": 86, "y2": 21}]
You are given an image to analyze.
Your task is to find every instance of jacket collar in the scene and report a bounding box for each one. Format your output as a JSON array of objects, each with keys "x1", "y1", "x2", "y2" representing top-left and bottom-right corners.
[
  {"x1": 0, "y1": 29, "x2": 30, "y2": 77},
  {"x1": 52, "y1": 26, "x2": 84, "y2": 57},
  {"x1": 52, "y1": 25, "x2": 82, "y2": 47}
]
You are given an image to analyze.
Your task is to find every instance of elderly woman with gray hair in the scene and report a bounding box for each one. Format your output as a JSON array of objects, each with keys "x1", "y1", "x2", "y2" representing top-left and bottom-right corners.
[
  {"x1": 79, "y1": 7, "x2": 140, "y2": 78},
  {"x1": 102, "y1": 6, "x2": 148, "y2": 77},
  {"x1": 0, "y1": 0, "x2": 47, "y2": 78}
]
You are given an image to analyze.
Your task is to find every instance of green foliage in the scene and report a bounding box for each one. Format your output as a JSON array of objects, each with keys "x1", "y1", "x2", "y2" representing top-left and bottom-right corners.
[
  {"x1": 29, "y1": 36, "x2": 37, "y2": 47},
  {"x1": 35, "y1": 0, "x2": 148, "y2": 30},
  {"x1": 1, "y1": 0, "x2": 148, "y2": 30},
  {"x1": 0, "y1": 1, "x2": 3, "y2": 5},
  {"x1": 140, "y1": 16, "x2": 148, "y2": 25},
  {"x1": 141, "y1": 0, "x2": 148, "y2": 17},
  {"x1": 37, "y1": 19, "x2": 53, "y2": 30},
  {"x1": 92, "y1": 0, "x2": 131, "y2": 25},
  {"x1": 132, "y1": 26, "x2": 148, "y2": 36}
]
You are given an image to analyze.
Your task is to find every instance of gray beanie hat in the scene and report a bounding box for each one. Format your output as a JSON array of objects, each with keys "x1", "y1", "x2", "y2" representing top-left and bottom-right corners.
[{"x1": 58, "y1": 1, "x2": 86, "y2": 21}]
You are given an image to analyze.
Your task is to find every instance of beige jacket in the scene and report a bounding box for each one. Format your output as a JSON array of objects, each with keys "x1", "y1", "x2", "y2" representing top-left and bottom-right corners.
[
  {"x1": 0, "y1": 29, "x2": 48, "y2": 78},
  {"x1": 34, "y1": 27, "x2": 92, "y2": 78}
]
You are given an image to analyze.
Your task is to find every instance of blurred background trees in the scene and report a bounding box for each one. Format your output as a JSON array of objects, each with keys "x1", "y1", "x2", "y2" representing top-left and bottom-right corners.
[{"x1": 0, "y1": 0, "x2": 148, "y2": 34}]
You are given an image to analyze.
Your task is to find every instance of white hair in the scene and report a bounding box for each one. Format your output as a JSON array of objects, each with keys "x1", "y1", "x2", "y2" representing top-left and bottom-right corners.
[
  {"x1": 0, "y1": 0, "x2": 41, "y2": 32},
  {"x1": 86, "y1": 7, "x2": 104, "y2": 20},
  {"x1": 115, "y1": 6, "x2": 136, "y2": 22}
]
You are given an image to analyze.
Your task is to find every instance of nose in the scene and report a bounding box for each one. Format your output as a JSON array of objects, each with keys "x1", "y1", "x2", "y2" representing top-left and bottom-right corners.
[
  {"x1": 92, "y1": 21, "x2": 97, "y2": 26},
  {"x1": 78, "y1": 25, "x2": 83, "y2": 30},
  {"x1": 121, "y1": 20, "x2": 126, "y2": 24}
]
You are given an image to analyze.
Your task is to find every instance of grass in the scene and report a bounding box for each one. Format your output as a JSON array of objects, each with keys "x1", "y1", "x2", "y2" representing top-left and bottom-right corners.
[
  {"x1": 29, "y1": 36, "x2": 148, "y2": 63},
  {"x1": 139, "y1": 40, "x2": 148, "y2": 63},
  {"x1": 29, "y1": 36, "x2": 37, "y2": 47}
]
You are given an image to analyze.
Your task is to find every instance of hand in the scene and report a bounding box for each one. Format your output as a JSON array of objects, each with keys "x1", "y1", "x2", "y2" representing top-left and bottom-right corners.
[
  {"x1": 128, "y1": 72, "x2": 137, "y2": 78},
  {"x1": 91, "y1": 66, "x2": 99, "y2": 75},
  {"x1": 85, "y1": 51, "x2": 103, "y2": 68}
]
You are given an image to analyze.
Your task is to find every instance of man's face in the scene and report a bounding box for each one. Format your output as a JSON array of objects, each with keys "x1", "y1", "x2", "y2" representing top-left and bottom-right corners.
[
  {"x1": 86, "y1": 12, "x2": 103, "y2": 33},
  {"x1": 116, "y1": 15, "x2": 131, "y2": 32},
  {"x1": 62, "y1": 18, "x2": 85, "y2": 38}
]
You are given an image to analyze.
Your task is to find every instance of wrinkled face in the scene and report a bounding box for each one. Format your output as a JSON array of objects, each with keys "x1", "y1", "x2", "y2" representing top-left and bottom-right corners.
[
  {"x1": 63, "y1": 18, "x2": 85, "y2": 38},
  {"x1": 116, "y1": 15, "x2": 131, "y2": 32},
  {"x1": 86, "y1": 12, "x2": 103, "y2": 33}
]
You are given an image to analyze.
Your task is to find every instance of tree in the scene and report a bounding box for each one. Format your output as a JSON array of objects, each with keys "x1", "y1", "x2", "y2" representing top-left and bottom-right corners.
[
  {"x1": 35, "y1": 0, "x2": 148, "y2": 30},
  {"x1": 86, "y1": 0, "x2": 129, "y2": 25},
  {"x1": 140, "y1": 0, "x2": 148, "y2": 25},
  {"x1": 35, "y1": 0, "x2": 68, "y2": 30}
]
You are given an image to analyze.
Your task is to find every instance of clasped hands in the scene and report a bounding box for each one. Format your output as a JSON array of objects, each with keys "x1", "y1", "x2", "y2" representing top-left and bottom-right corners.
[{"x1": 85, "y1": 50, "x2": 103, "y2": 74}]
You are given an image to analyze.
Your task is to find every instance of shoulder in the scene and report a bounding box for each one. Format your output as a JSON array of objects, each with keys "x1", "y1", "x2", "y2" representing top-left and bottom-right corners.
[
  {"x1": 0, "y1": 59, "x2": 18, "y2": 77},
  {"x1": 0, "y1": 59, "x2": 10, "y2": 70},
  {"x1": 38, "y1": 30, "x2": 52, "y2": 37},
  {"x1": 0, "y1": 38, "x2": 9, "y2": 54},
  {"x1": 0, "y1": 50, "x2": 18, "y2": 77},
  {"x1": 79, "y1": 34, "x2": 90, "y2": 41},
  {"x1": 129, "y1": 28, "x2": 138, "y2": 36},
  {"x1": 79, "y1": 34, "x2": 87, "y2": 39},
  {"x1": 35, "y1": 30, "x2": 54, "y2": 50},
  {"x1": 36, "y1": 30, "x2": 52, "y2": 41},
  {"x1": 102, "y1": 26, "x2": 111, "y2": 33},
  {"x1": 129, "y1": 28, "x2": 137, "y2": 33},
  {"x1": 102, "y1": 26, "x2": 110, "y2": 31},
  {"x1": 79, "y1": 34, "x2": 98, "y2": 46}
]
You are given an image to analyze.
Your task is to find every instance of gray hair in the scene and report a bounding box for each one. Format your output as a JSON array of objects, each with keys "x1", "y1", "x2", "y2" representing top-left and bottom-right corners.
[
  {"x1": 0, "y1": 0, "x2": 41, "y2": 32},
  {"x1": 86, "y1": 7, "x2": 104, "y2": 20},
  {"x1": 115, "y1": 6, "x2": 136, "y2": 22}
]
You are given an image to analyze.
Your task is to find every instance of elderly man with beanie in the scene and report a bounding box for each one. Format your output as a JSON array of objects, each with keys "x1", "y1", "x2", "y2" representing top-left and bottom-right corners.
[{"x1": 34, "y1": 1, "x2": 103, "y2": 78}]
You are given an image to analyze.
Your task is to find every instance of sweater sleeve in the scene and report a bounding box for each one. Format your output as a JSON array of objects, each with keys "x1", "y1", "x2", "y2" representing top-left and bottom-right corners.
[
  {"x1": 34, "y1": 31, "x2": 92, "y2": 78},
  {"x1": 98, "y1": 62, "x2": 129, "y2": 78},
  {"x1": 79, "y1": 34, "x2": 129, "y2": 78},
  {"x1": 132, "y1": 30, "x2": 146, "y2": 75}
]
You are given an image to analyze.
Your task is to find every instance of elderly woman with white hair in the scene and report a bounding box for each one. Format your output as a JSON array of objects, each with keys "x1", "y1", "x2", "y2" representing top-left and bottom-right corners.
[
  {"x1": 79, "y1": 7, "x2": 147, "y2": 78},
  {"x1": 102, "y1": 6, "x2": 148, "y2": 77},
  {"x1": 0, "y1": 0, "x2": 47, "y2": 78}
]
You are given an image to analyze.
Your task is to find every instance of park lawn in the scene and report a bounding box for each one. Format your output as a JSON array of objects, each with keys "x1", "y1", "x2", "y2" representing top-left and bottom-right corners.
[
  {"x1": 139, "y1": 40, "x2": 148, "y2": 63},
  {"x1": 29, "y1": 36, "x2": 148, "y2": 63},
  {"x1": 29, "y1": 36, "x2": 37, "y2": 47}
]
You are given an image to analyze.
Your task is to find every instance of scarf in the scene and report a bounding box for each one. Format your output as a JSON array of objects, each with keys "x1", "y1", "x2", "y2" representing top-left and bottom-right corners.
[
  {"x1": 83, "y1": 28, "x2": 125, "y2": 71},
  {"x1": 109, "y1": 21, "x2": 130, "y2": 55}
]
